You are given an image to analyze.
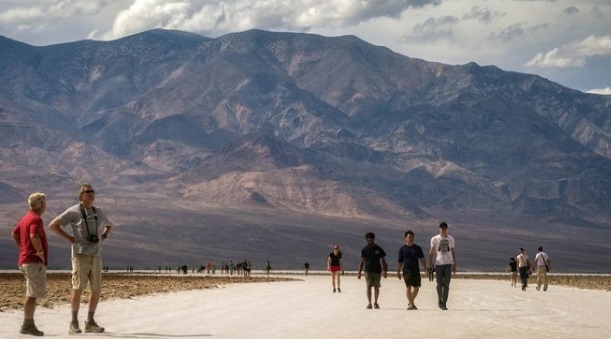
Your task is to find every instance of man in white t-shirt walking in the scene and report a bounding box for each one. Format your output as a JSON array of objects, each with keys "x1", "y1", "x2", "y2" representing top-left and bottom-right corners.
[
  {"x1": 534, "y1": 246, "x2": 551, "y2": 291},
  {"x1": 429, "y1": 222, "x2": 456, "y2": 310}
]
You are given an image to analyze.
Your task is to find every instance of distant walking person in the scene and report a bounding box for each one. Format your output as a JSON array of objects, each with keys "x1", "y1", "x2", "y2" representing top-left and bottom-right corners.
[
  {"x1": 49, "y1": 184, "x2": 113, "y2": 334},
  {"x1": 265, "y1": 260, "x2": 272, "y2": 276},
  {"x1": 506, "y1": 257, "x2": 518, "y2": 287},
  {"x1": 304, "y1": 261, "x2": 310, "y2": 276},
  {"x1": 429, "y1": 222, "x2": 456, "y2": 310},
  {"x1": 397, "y1": 230, "x2": 427, "y2": 310},
  {"x1": 327, "y1": 245, "x2": 343, "y2": 292},
  {"x1": 534, "y1": 247, "x2": 551, "y2": 291},
  {"x1": 516, "y1": 248, "x2": 532, "y2": 291},
  {"x1": 357, "y1": 232, "x2": 388, "y2": 309},
  {"x1": 12, "y1": 193, "x2": 48, "y2": 336}
]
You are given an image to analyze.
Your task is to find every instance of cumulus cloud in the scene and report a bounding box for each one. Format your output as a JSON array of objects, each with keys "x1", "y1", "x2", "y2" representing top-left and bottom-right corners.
[
  {"x1": 489, "y1": 22, "x2": 548, "y2": 42},
  {"x1": 562, "y1": 6, "x2": 579, "y2": 16},
  {"x1": 526, "y1": 35, "x2": 611, "y2": 68},
  {"x1": 403, "y1": 15, "x2": 459, "y2": 42},
  {"x1": 98, "y1": 0, "x2": 442, "y2": 40},
  {"x1": 462, "y1": 6, "x2": 497, "y2": 23},
  {"x1": 0, "y1": 0, "x2": 106, "y2": 23},
  {"x1": 586, "y1": 87, "x2": 611, "y2": 95}
]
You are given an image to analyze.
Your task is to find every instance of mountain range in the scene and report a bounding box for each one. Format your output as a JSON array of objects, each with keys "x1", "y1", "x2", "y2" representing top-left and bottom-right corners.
[{"x1": 0, "y1": 29, "x2": 610, "y2": 272}]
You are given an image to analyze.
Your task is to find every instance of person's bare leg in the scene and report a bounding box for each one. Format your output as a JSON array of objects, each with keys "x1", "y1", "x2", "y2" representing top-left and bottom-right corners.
[
  {"x1": 88, "y1": 291, "x2": 100, "y2": 314},
  {"x1": 71, "y1": 289, "x2": 83, "y2": 315},
  {"x1": 23, "y1": 296, "x2": 37, "y2": 320}
]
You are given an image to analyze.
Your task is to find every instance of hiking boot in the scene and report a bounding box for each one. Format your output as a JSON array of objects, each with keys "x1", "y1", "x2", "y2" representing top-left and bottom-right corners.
[
  {"x1": 20, "y1": 320, "x2": 44, "y2": 336},
  {"x1": 85, "y1": 320, "x2": 105, "y2": 333},
  {"x1": 69, "y1": 321, "x2": 82, "y2": 334}
]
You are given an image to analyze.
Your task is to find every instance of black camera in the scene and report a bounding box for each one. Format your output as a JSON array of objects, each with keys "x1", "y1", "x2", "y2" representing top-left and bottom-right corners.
[{"x1": 87, "y1": 234, "x2": 99, "y2": 243}]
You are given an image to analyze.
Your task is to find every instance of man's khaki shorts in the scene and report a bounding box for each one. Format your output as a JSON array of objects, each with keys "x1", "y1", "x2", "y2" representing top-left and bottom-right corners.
[
  {"x1": 20, "y1": 262, "x2": 47, "y2": 298},
  {"x1": 71, "y1": 254, "x2": 102, "y2": 292},
  {"x1": 364, "y1": 272, "x2": 382, "y2": 287}
]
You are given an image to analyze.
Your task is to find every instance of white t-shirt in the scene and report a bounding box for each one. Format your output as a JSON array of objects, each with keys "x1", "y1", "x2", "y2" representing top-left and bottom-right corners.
[
  {"x1": 430, "y1": 234, "x2": 455, "y2": 265},
  {"x1": 534, "y1": 252, "x2": 549, "y2": 267},
  {"x1": 517, "y1": 253, "x2": 529, "y2": 268}
]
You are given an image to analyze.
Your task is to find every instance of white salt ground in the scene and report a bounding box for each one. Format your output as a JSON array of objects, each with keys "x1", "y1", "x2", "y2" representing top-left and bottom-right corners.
[{"x1": 1, "y1": 274, "x2": 609, "y2": 339}]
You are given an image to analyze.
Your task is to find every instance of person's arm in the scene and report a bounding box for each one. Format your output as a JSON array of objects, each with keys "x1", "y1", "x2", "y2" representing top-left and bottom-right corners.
[
  {"x1": 11, "y1": 229, "x2": 20, "y2": 247},
  {"x1": 49, "y1": 217, "x2": 74, "y2": 243},
  {"x1": 420, "y1": 257, "x2": 427, "y2": 273},
  {"x1": 102, "y1": 224, "x2": 112, "y2": 240},
  {"x1": 357, "y1": 258, "x2": 364, "y2": 279},
  {"x1": 397, "y1": 261, "x2": 403, "y2": 279},
  {"x1": 428, "y1": 244, "x2": 435, "y2": 270},
  {"x1": 327, "y1": 256, "x2": 331, "y2": 270},
  {"x1": 29, "y1": 233, "x2": 45, "y2": 264},
  {"x1": 381, "y1": 257, "x2": 388, "y2": 279},
  {"x1": 451, "y1": 248, "x2": 457, "y2": 273}
]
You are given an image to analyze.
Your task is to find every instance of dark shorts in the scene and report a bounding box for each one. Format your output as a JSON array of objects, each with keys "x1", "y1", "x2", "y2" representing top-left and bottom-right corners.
[
  {"x1": 364, "y1": 272, "x2": 382, "y2": 287},
  {"x1": 403, "y1": 270, "x2": 422, "y2": 287}
]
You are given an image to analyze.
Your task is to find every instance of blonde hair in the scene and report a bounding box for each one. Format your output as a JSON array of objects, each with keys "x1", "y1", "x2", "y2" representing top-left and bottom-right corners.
[
  {"x1": 77, "y1": 183, "x2": 94, "y2": 201},
  {"x1": 28, "y1": 192, "x2": 46, "y2": 212}
]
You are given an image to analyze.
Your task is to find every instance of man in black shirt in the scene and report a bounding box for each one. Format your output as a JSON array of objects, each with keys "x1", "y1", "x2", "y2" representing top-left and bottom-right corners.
[{"x1": 357, "y1": 232, "x2": 388, "y2": 309}]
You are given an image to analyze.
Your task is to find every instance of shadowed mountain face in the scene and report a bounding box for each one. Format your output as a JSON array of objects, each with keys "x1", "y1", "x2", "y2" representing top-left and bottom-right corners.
[{"x1": 1, "y1": 29, "x2": 610, "y2": 271}]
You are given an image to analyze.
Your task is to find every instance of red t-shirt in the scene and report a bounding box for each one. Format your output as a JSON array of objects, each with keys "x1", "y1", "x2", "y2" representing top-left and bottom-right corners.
[{"x1": 13, "y1": 210, "x2": 48, "y2": 266}]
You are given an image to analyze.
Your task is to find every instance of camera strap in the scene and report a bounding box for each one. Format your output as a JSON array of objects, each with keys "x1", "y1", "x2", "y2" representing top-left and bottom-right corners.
[{"x1": 79, "y1": 204, "x2": 98, "y2": 239}]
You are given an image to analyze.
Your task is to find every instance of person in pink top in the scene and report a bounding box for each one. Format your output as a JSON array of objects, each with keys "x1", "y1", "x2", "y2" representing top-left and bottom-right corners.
[{"x1": 12, "y1": 192, "x2": 48, "y2": 336}]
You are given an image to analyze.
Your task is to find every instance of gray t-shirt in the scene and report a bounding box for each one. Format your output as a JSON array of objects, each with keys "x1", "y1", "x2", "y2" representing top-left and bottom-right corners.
[{"x1": 55, "y1": 204, "x2": 113, "y2": 256}]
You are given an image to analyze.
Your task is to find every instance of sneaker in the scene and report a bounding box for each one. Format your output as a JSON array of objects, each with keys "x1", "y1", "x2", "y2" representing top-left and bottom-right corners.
[
  {"x1": 333, "y1": 288, "x2": 336, "y2": 293},
  {"x1": 69, "y1": 321, "x2": 82, "y2": 334},
  {"x1": 407, "y1": 304, "x2": 415, "y2": 310},
  {"x1": 337, "y1": 288, "x2": 341, "y2": 293},
  {"x1": 412, "y1": 304, "x2": 418, "y2": 310},
  {"x1": 373, "y1": 303, "x2": 380, "y2": 309},
  {"x1": 20, "y1": 320, "x2": 44, "y2": 336},
  {"x1": 441, "y1": 304, "x2": 448, "y2": 310},
  {"x1": 84, "y1": 320, "x2": 105, "y2": 333},
  {"x1": 366, "y1": 304, "x2": 372, "y2": 309}
]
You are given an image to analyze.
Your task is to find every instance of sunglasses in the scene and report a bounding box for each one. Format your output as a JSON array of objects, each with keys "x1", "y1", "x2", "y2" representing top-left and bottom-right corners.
[{"x1": 82, "y1": 190, "x2": 95, "y2": 194}]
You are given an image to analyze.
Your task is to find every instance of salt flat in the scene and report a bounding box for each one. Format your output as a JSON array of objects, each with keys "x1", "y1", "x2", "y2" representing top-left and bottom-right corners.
[{"x1": 1, "y1": 274, "x2": 609, "y2": 339}]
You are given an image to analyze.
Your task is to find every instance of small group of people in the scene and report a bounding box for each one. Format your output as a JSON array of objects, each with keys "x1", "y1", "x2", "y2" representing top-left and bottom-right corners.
[
  {"x1": 328, "y1": 221, "x2": 456, "y2": 311},
  {"x1": 11, "y1": 184, "x2": 113, "y2": 336},
  {"x1": 508, "y1": 247, "x2": 551, "y2": 291}
]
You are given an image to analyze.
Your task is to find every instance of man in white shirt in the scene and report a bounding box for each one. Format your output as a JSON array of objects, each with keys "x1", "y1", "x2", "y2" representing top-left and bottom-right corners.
[
  {"x1": 534, "y1": 246, "x2": 551, "y2": 291},
  {"x1": 429, "y1": 222, "x2": 456, "y2": 310}
]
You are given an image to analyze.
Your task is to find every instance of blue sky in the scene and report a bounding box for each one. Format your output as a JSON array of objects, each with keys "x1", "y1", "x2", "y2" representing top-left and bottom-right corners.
[{"x1": 0, "y1": 0, "x2": 609, "y2": 94}]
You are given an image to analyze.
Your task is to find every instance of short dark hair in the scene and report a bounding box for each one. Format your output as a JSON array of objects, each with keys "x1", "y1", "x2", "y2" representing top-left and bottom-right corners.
[
  {"x1": 404, "y1": 230, "x2": 414, "y2": 238},
  {"x1": 365, "y1": 232, "x2": 375, "y2": 239},
  {"x1": 538, "y1": 246, "x2": 543, "y2": 251},
  {"x1": 439, "y1": 222, "x2": 448, "y2": 228}
]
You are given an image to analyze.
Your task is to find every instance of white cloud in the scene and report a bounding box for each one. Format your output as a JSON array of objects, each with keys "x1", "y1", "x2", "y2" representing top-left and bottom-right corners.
[
  {"x1": 0, "y1": 6, "x2": 45, "y2": 24},
  {"x1": 98, "y1": 0, "x2": 442, "y2": 41},
  {"x1": 526, "y1": 35, "x2": 611, "y2": 68},
  {"x1": 587, "y1": 87, "x2": 611, "y2": 95}
]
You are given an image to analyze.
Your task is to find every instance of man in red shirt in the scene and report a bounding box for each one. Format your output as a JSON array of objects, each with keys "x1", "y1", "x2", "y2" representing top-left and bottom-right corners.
[{"x1": 12, "y1": 192, "x2": 48, "y2": 336}]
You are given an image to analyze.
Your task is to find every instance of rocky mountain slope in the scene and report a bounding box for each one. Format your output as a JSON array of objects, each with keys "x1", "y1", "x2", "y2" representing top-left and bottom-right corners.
[{"x1": 1, "y1": 29, "x2": 609, "y2": 271}]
